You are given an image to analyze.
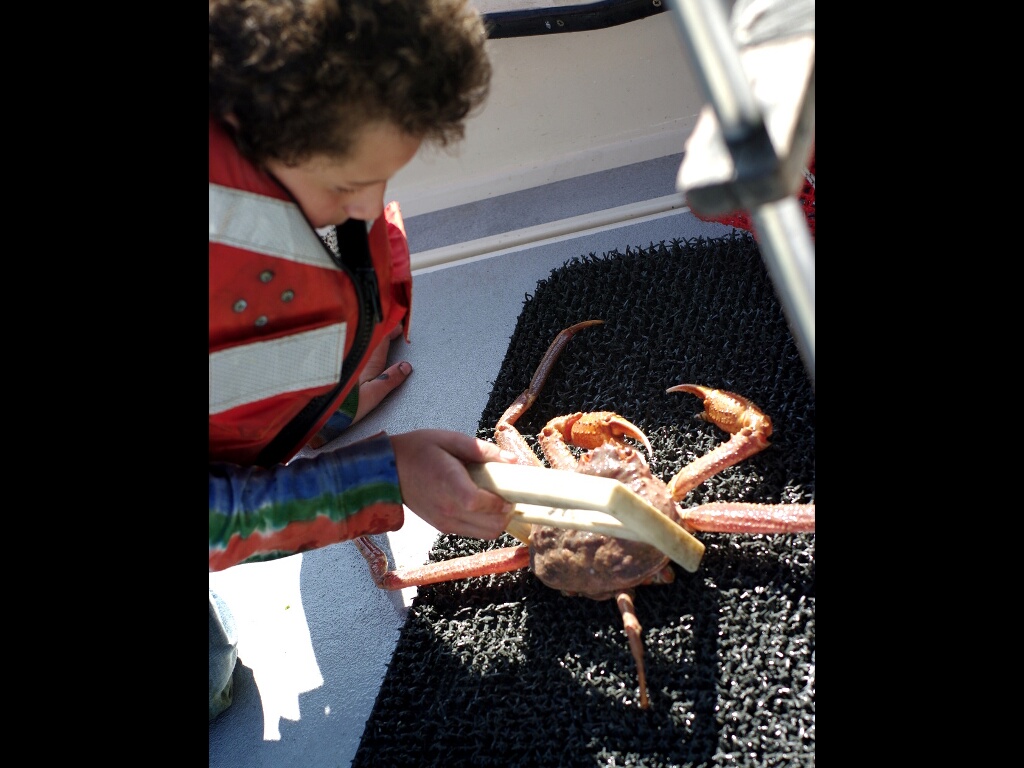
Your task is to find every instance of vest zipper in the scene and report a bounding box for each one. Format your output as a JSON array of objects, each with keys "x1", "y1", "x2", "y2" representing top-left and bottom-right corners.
[{"x1": 256, "y1": 219, "x2": 382, "y2": 467}]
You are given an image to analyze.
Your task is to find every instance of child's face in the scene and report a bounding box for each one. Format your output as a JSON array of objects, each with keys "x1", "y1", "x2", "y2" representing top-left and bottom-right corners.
[{"x1": 266, "y1": 121, "x2": 422, "y2": 229}]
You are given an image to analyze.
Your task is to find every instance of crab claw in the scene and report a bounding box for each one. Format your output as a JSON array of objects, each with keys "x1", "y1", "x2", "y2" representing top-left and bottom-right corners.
[
  {"x1": 665, "y1": 384, "x2": 775, "y2": 501},
  {"x1": 666, "y1": 384, "x2": 772, "y2": 440},
  {"x1": 562, "y1": 411, "x2": 653, "y2": 455}
]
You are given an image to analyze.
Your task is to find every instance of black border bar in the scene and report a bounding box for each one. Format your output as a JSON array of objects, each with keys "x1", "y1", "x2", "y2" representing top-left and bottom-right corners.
[{"x1": 482, "y1": 0, "x2": 668, "y2": 39}]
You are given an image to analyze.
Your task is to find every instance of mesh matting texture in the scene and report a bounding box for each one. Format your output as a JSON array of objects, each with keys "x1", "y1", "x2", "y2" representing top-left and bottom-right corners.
[{"x1": 353, "y1": 232, "x2": 815, "y2": 768}]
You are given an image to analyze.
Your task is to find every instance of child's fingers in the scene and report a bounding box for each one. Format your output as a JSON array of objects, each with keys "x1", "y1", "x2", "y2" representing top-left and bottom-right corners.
[{"x1": 353, "y1": 361, "x2": 412, "y2": 424}]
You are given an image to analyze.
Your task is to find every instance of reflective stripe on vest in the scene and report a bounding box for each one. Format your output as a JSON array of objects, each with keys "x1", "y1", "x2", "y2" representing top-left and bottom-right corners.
[
  {"x1": 209, "y1": 183, "x2": 338, "y2": 269},
  {"x1": 209, "y1": 321, "x2": 347, "y2": 415},
  {"x1": 209, "y1": 183, "x2": 350, "y2": 415}
]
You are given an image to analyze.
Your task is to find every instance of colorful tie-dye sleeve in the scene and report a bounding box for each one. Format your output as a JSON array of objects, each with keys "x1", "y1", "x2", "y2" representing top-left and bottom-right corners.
[
  {"x1": 209, "y1": 432, "x2": 404, "y2": 571},
  {"x1": 305, "y1": 387, "x2": 359, "y2": 451}
]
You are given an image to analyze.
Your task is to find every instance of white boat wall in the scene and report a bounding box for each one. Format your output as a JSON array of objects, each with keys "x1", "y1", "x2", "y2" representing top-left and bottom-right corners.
[{"x1": 393, "y1": 2, "x2": 699, "y2": 219}]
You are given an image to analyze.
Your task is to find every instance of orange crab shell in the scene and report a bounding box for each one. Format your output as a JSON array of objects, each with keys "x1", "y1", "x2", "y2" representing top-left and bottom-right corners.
[{"x1": 529, "y1": 442, "x2": 680, "y2": 600}]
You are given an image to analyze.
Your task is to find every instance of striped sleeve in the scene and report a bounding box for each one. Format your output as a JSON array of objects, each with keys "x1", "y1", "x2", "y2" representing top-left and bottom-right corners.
[{"x1": 209, "y1": 432, "x2": 404, "y2": 571}]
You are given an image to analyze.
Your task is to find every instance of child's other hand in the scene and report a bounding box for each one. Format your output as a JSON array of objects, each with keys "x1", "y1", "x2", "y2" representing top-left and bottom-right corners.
[{"x1": 353, "y1": 326, "x2": 409, "y2": 424}]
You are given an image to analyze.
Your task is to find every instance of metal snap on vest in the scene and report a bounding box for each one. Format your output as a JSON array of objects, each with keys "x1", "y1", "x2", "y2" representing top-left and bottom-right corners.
[
  {"x1": 233, "y1": 299, "x2": 247, "y2": 313},
  {"x1": 280, "y1": 289, "x2": 295, "y2": 302},
  {"x1": 254, "y1": 315, "x2": 268, "y2": 327},
  {"x1": 259, "y1": 270, "x2": 274, "y2": 283}
]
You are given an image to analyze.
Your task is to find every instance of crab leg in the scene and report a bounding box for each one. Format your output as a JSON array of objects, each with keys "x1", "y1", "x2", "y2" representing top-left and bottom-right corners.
[
  {"x1": 666, "y1": 384, "x2": 774, "y2": 500},
  {"x1": 667, "y1": 384, "x2": 814, "y2": 533},
  {"x1": 354, "y1": 535, "x2": 531, "y2": 591},
  {"x1": 680, "y1": 502, "x2": 815, "y2": 533},
  {"x1": 495, "y1": 319, "x2": 604, "y2": 465},
  {"x1": 616, "y1": 591, "x2": 649, "y2": 709}
]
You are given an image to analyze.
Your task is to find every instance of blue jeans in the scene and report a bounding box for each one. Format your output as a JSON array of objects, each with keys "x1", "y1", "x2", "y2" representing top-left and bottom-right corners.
[{"x1": 209, "y1": 590, "x2": 238, "y2": 721}]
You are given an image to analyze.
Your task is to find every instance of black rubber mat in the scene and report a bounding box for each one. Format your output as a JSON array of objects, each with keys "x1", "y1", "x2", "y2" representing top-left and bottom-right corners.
[{"x1": 353, "y1": 232, "x2": 815, "y2": 767}]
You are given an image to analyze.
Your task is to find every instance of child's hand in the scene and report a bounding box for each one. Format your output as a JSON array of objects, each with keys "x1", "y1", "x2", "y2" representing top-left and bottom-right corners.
[
  {"x1": 390, "y1": 430, "x2": 518, "y2": 540},
  {"x1": 353, "y1": 326, "x2": 409, "y2": 424}
]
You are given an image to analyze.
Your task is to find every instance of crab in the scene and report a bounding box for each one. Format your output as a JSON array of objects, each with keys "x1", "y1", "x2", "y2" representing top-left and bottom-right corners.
[{"x1": 355, "y1": 319, "x2": 815, "y2": 709}]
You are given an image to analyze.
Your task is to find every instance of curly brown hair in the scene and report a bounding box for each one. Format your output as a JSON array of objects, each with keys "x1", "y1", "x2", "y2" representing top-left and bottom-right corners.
[{"x1": 210, "y1": 0, "x2": 492, "y2": 166}]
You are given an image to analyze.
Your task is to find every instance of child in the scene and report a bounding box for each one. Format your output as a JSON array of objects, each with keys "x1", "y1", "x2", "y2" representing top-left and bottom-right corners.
[{"x1": 209, "y1": 0, "x2": 517, "y2": 720}]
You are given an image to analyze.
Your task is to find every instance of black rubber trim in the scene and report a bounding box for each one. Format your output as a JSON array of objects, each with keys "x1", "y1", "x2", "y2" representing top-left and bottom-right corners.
[{"x1": 483, "y1": 0, "x2": 667, "y2": 39}]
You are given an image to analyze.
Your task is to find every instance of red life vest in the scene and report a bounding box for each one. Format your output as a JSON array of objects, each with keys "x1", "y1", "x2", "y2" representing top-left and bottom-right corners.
[{"x1": 209, "y1": 116, "x2": 412, "y2": 467}]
